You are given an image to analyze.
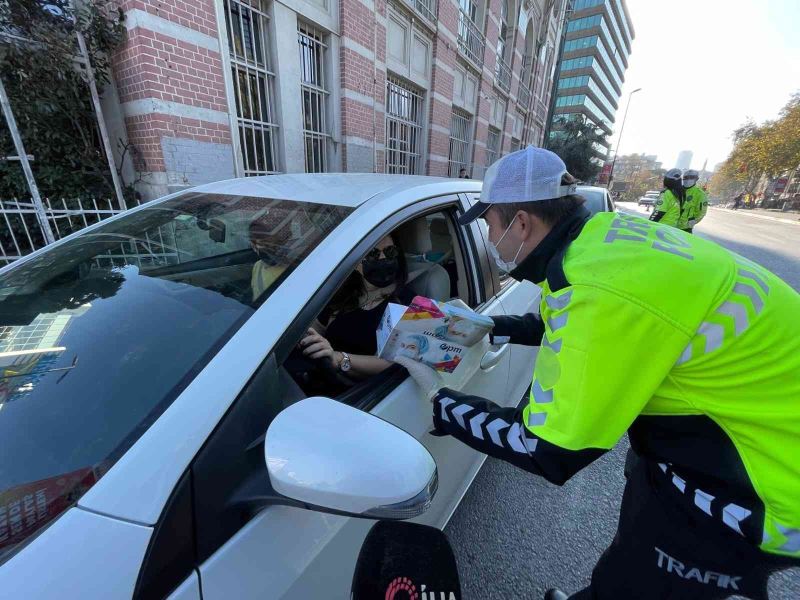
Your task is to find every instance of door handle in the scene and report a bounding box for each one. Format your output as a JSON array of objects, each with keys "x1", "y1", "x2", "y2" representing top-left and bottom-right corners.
[{"x1": 480, "y1": 344, "x2": 509, "y2": 370}]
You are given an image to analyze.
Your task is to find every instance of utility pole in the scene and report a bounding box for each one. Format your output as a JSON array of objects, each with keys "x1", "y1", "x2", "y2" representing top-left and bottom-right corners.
[
  {"x1": 0, "y1": 76, "x2": 56, "y2": 244},
  {"x1": 606, "y1": 87, "x2": 641, "y2": 189}
]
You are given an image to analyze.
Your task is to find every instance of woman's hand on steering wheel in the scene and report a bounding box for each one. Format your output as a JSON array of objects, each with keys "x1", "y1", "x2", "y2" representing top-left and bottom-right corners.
[{"x1": 300, "y1": 328, "x2": 341, "y2": 367}]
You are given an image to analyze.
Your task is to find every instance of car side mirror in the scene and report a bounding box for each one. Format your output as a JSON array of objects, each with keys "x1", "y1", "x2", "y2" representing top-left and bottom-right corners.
[{"x1": 265, "y1": 397, "x2": 437, "y2": 520}]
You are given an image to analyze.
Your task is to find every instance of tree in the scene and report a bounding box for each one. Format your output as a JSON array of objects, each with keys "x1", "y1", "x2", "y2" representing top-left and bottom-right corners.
[
  {"x1": 626, "y1": 165, "x2": 664, "y2": 203},
  {"x1": 545, "y1": 115, "x2": 609, "y2": 182},
  {"x1": 710, "y1": 93, "x2": 800, "y2": 200},
  {"x1": 0, "y1": 0, "x2": 126, "y2": 200}
]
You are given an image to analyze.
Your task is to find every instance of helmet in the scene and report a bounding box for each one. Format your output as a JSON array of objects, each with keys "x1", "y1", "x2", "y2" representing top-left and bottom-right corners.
[
  {"x1": 682, "y1": 169, "x2": 699, "y2": 188},
  {"x1": 664, "y1": 168, "x2": 682, "y2": 186}
]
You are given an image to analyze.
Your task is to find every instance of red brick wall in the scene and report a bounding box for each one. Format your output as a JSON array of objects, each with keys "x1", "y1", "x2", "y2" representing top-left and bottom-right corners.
[
  {"x1": 125, "y1": 114, "x2": 231, "y2": 171},
  {"x1": 115, "y1": 0, "x2": 219, "y2": 38},
  {"x1": 115, "y1": 27, "x2": 228, "y2": 114},
  {"x1": 339, "y1": 0, "x2": 387, "y2": 172},
  {"x1": 112, "y1": 0, "x2": 230, "y2": 178}
]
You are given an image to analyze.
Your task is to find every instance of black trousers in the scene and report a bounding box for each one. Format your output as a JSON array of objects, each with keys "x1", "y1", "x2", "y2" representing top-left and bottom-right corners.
[{"x1": 570, "y1": 455, "x2": 796, "y2": 599}]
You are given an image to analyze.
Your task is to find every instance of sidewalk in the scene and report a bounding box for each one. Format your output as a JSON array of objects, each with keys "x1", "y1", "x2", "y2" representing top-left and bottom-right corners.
[{"x1": 709, "y1": 206, "x2": 800, "y2": 226}]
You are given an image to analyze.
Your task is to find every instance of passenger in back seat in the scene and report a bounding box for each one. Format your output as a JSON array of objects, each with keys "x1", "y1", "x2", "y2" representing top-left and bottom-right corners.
[{"x1": 249, "y1": 219, "x2": 288, "y2": 302}]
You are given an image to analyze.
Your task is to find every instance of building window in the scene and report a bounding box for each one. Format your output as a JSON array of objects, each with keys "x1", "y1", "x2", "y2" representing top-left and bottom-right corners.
[
  {"x1": 448, "y1": 109, "x2": 472, "y2": 177},
  {"x1": 566, "y1": 14, "x2": 602, "y2": 33},
  {"x1": 224, "y1": 0, "x2": 280, "y2": 175},
  {"x1": 571, "y1": 0, "x2": 603, "y2": 9},
  {"x1": 298, "y1": 23, "x2": 330, "y2": 173},
  {"x1": 494, "y1": 0, "x2": 512, "y2": 94},
  {"x1": 509, "y1": 138, "x2": 521, "y2": 153},
  {"x1": 486, "y1": 127, "x2": 500, "y2": 167},
  {"x1": 385, "y1": 77, "x2": 424, "y2": 174},
  {"x1": 564, "y1": 35, "x2": 599, "y2": 52}
]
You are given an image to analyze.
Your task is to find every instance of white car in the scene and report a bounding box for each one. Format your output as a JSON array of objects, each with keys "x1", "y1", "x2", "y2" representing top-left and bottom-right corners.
[
  {"x1": 638, "y1": 191, "x2": 660, "y2": 207},
  {"x1": 0, "y1": 175, "x2": 609, "y2": 599}
]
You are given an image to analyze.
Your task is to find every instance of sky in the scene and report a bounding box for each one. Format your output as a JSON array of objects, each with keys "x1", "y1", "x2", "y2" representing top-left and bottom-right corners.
[{"x1": 606, "y1": 0, "x2": 800, "y2": 171}]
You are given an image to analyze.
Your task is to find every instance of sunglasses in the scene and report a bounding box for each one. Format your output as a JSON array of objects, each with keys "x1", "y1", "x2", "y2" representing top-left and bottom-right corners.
[{"x1": 364, "y1": 245, "x2": 400, "y2": 261}]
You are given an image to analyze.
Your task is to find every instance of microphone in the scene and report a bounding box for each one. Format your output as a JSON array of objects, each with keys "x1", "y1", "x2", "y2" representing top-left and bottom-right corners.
[{"x1": 351, "y1": 520, "x2": 461, "y2": 600}]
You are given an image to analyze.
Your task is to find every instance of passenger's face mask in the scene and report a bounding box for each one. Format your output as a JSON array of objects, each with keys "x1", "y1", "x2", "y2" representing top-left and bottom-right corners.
[
  {"x1": 362, "y1": 257, "x2": 399, "y2": 288},
  {"x1": 487, "y1": 216, "x2": 524, "y2": 273},
  {"x1": 682, "y1": 179, "x2": 697, "y2": 189}
]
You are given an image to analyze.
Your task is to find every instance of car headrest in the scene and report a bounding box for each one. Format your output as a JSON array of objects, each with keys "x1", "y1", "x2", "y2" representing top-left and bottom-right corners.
[
  {"x1": 394, "y1": 219, "x2": 431, "y2": 254},
  {"x1": 429, "y1": 218, "x2": 452, "y2": 254}
]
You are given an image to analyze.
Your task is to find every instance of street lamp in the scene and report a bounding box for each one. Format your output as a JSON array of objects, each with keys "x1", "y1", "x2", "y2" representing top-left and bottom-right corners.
[{"x1": 606, "y1": 87, "x2": 642, "y2": 189}]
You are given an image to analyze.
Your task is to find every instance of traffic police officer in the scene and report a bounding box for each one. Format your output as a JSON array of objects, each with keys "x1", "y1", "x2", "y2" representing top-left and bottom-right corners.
[
  {"x1": 398, "y1": 147, "x2": 800, "y2": 599},
  {"x1": 680, "y1": 168, "x2": 709, "y2": 233},
  {"x1": 650, "y1": 168, "x2": 685, "y2": 228}
]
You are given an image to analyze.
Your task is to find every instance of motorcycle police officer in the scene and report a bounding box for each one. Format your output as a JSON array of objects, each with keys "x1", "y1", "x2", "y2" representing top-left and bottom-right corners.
[
  {"x1": 680, "y1": 168, "x2": 709, "y2": 233},
  {"x1": 398, "y1": 147, "x2": 800, "y2": 599},
  {"x1": 650, "y1": 168, "x2": 685, "y2": 228}
]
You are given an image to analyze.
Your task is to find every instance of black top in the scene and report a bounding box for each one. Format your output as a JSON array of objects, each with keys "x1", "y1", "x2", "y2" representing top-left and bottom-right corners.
[{"x1": 324, "y1": 286, "x2": 416, "y2": 356}]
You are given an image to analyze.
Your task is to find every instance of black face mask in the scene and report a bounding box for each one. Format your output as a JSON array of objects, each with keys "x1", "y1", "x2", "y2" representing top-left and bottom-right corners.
[{"x1": 362, "y1": 257, "x2": 399, "y2": 288}]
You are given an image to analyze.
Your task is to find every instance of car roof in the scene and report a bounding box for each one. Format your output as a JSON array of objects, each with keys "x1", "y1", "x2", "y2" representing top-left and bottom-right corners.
[{"x1": 190, "y1": 173, "x2": 480, "y2": 207}]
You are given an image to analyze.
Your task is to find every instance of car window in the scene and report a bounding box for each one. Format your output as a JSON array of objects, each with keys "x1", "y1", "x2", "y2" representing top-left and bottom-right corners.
[
  {"x1": 285, "y1": 207, "x2": 478, "y2": 400},
  {"x1": 577, "y1": 188, "x2": 606, "y2": 215},
  {"x1": 0, "y1": 193, "x2": 352, "y2": 563}
]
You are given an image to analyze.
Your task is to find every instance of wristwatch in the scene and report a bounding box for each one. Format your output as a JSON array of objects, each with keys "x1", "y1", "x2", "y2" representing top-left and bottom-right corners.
[{"x1": 339, "y1": 352, "x2": 352, "y2": 373}]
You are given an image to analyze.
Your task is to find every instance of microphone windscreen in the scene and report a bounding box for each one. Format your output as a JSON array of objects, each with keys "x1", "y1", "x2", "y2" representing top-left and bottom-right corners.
[{"x1": 351, "y1": 521, "x2": 461, "y2": 600}]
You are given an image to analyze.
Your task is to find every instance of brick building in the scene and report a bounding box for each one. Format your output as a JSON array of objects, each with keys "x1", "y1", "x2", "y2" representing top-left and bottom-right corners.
[{"x1": 101, "y1": 0, "x2": 569, "y2": 200}]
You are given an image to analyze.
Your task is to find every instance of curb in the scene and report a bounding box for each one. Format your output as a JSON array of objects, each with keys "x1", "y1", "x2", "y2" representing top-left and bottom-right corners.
[{"x1": 708, "y1": 207, "x2": 800, "y2": 226}]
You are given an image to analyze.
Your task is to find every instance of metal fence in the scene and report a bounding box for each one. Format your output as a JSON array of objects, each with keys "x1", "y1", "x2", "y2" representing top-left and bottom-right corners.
[{"x1": 0, "y1": 197, "x2": 139, "y2": 265}]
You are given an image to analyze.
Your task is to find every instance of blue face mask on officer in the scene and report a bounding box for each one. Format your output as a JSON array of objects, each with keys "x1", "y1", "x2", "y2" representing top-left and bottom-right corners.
[{"x1": 487, "y1": 215, "x2": 525, "y2": 273}]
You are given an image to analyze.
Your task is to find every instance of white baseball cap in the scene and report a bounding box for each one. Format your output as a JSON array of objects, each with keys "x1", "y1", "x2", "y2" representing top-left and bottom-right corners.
[{"x1": 458, "y1": 146, "x2": 577, "y2": 225}]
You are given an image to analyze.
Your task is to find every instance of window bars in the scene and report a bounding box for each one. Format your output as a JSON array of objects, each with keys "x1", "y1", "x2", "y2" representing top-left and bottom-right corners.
[
  {"x1": 224, "y1": 0, "x2": 280, "y2": 175},
  {"x1": 385, "y1": 77, "x2": 424, "y2": 175},
  {"x1": 298, "y1": 23, "x2": 331, "y2": 173},
  {"x1": 448, "y1": 109, "x2": 472, "y2": 177}
]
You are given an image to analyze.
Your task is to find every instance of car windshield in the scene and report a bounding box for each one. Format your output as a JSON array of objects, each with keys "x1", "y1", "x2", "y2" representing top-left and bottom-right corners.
[
  {"x1": 0, "y1": 192, "x2": 352, "y2": 562},
  {"x1": 579, "y1": 188, "x2": 606, "y2": 214}
]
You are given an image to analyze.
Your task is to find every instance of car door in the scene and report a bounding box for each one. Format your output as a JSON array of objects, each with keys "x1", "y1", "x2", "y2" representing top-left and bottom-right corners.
[
  {"x1": 192, "y1": 195, "x2": 513, "y2": 600},
  {"x1": 463, "y1": 192, "x2": 541, "y2": 405}
]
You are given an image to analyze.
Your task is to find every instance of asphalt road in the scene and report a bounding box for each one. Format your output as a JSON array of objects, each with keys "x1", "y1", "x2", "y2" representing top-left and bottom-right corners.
[{"x1": 444, "y1": 203, "x2": 800, "y2": 599}]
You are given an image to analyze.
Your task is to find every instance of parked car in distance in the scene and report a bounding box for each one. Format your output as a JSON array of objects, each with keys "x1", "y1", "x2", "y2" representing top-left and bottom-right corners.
[{"x1": 638, "y1": 191, "x2": 660, "y2": 208}]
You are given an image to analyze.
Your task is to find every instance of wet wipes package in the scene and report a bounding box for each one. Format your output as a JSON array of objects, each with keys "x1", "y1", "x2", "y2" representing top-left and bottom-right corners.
[{"x1": 376, "y1": 296, "x2": 494, "y2": 373}]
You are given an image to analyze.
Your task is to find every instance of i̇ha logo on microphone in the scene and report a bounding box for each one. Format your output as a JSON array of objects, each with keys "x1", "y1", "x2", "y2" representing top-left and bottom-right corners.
[{"x1": 385, "y1": 576, "x2": 457, "y2": 600}]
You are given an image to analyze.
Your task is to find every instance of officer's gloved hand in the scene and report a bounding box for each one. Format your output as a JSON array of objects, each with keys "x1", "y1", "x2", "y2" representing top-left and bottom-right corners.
[{"x1": 395, "y1": 356, "x2": 442, "y2": 402}]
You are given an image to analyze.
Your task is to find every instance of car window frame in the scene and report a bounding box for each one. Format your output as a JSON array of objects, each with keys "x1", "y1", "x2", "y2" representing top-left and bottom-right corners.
[{"x1": 462, "y1": 192, "x2": 511, "y2": 298}]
